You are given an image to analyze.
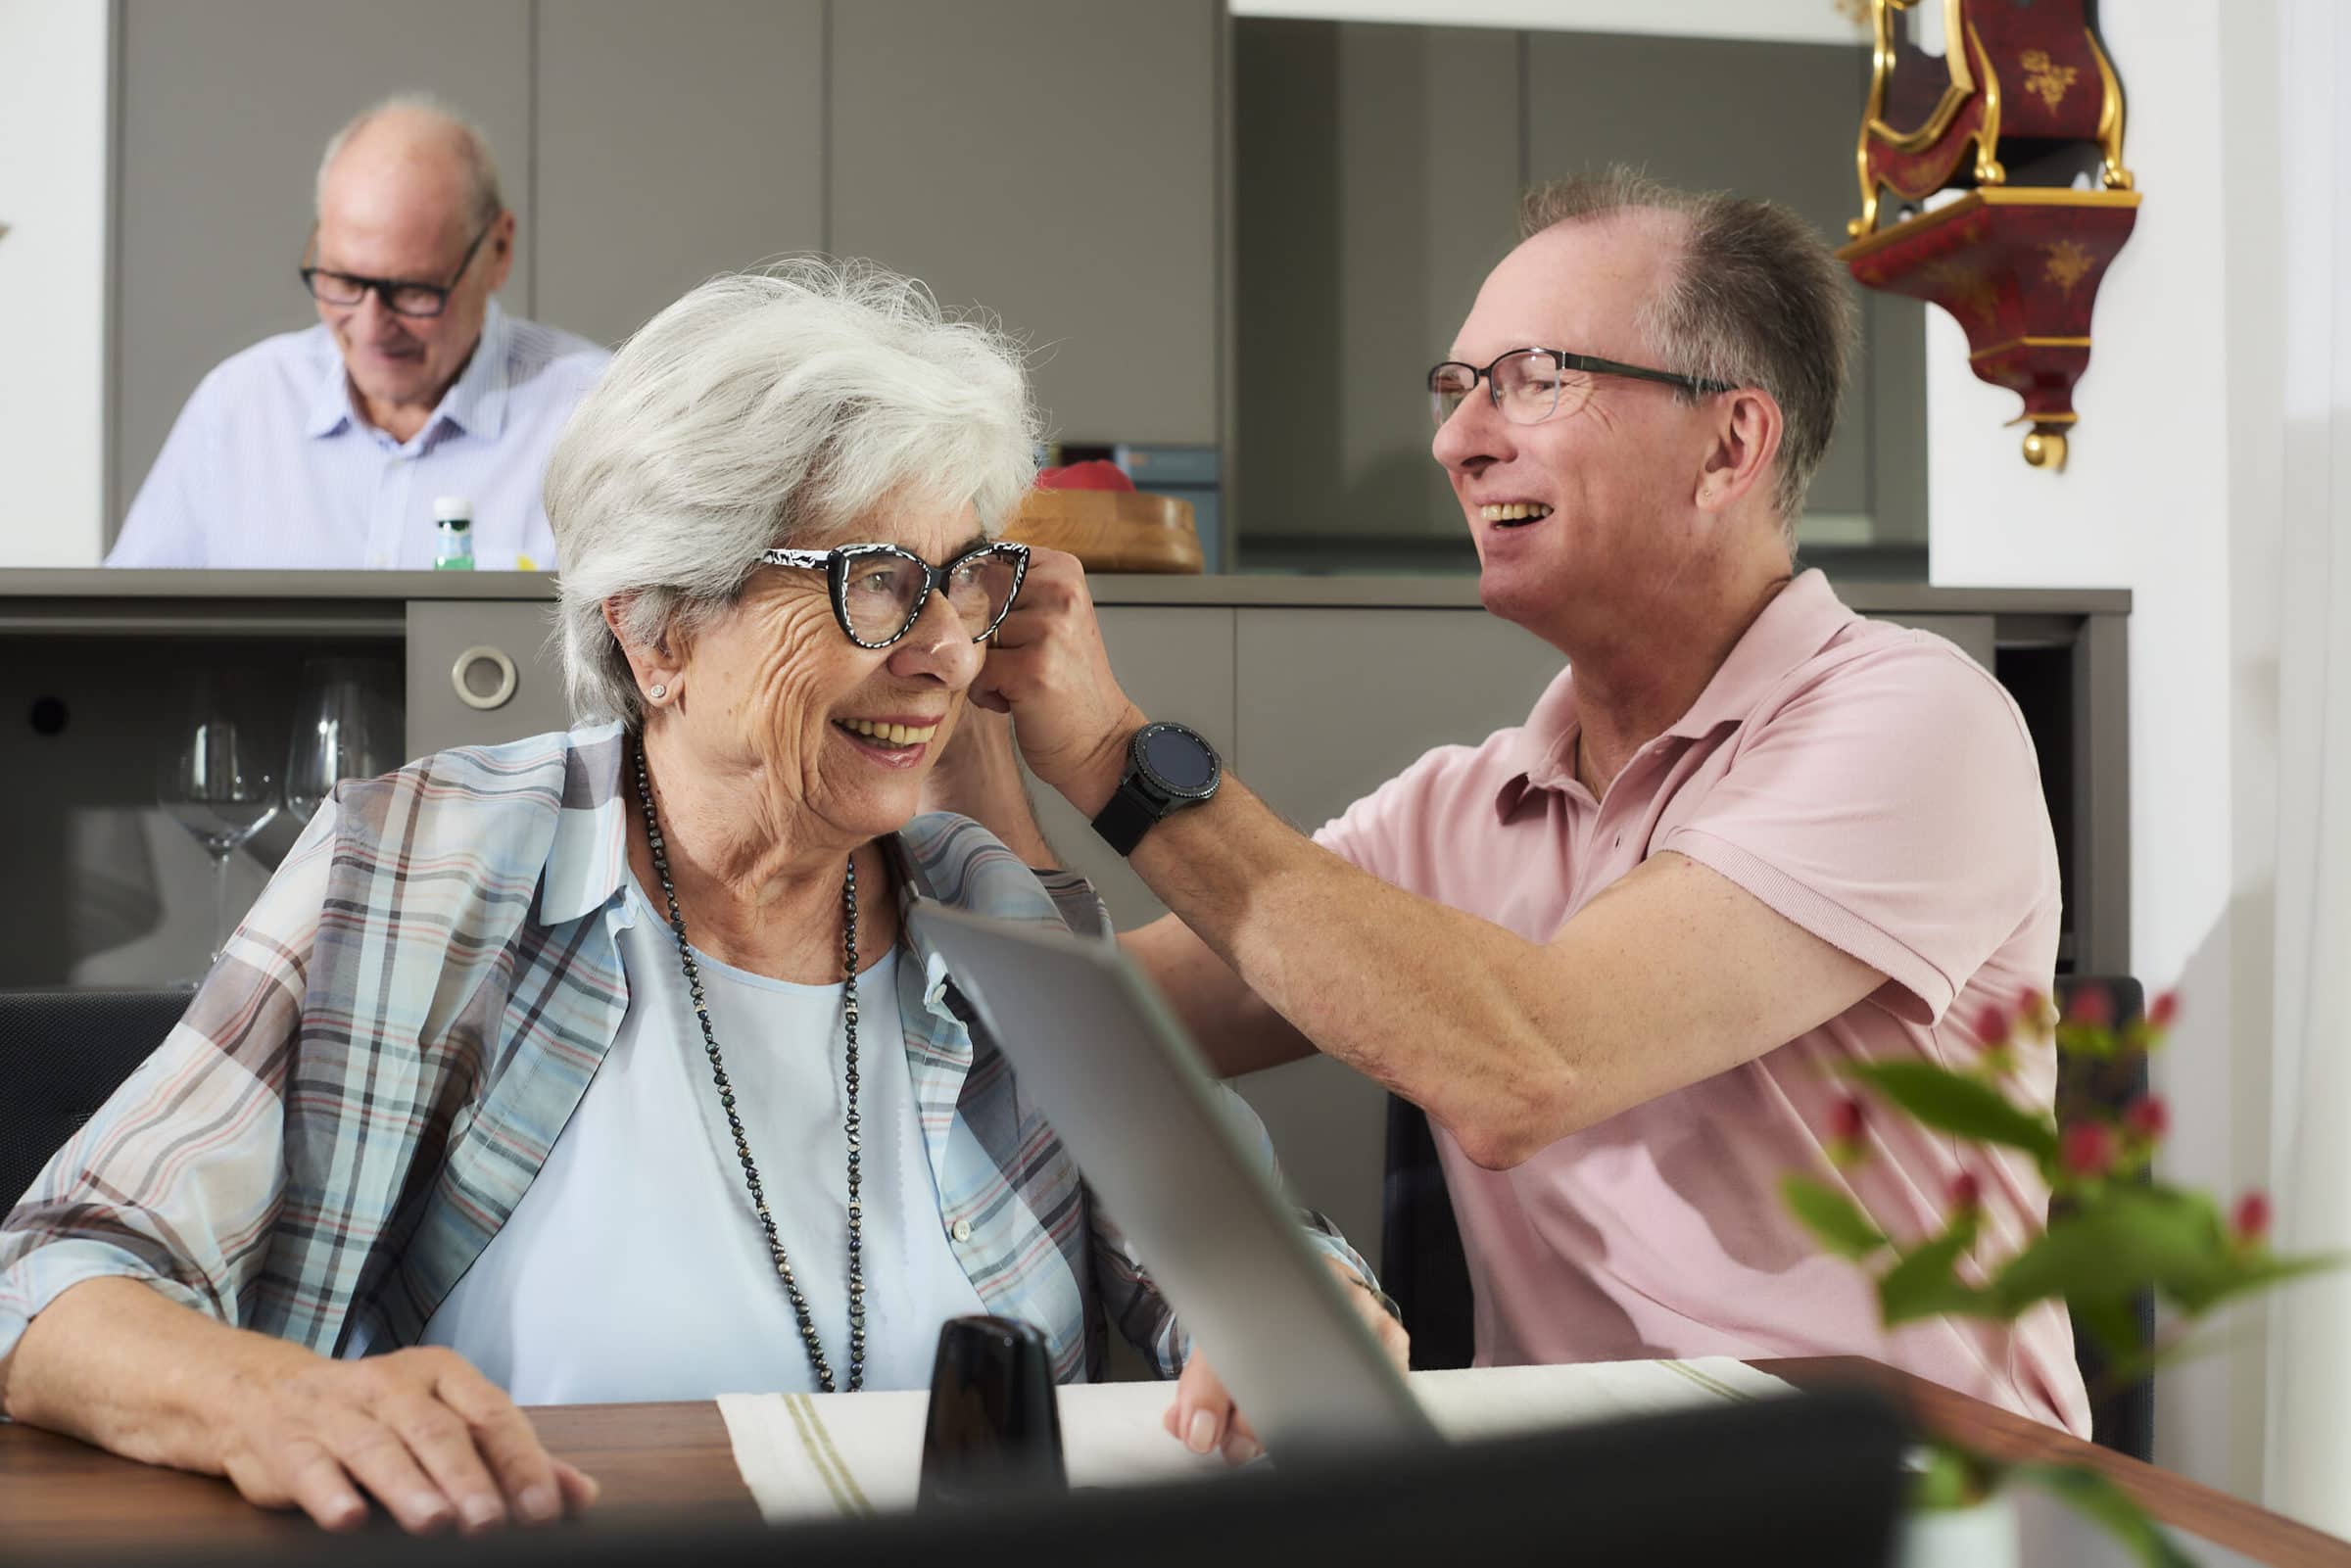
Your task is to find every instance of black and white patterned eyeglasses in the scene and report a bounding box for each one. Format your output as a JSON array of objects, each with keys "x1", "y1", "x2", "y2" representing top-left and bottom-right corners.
[{"x1": 758, "y1": 541, "x2": 1032, "y2": 649}]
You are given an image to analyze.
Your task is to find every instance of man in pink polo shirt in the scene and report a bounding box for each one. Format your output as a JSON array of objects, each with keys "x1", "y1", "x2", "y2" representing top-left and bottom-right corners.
[{"x1": 942, "y1": 167, "x2": 2089, "y2": 1442}]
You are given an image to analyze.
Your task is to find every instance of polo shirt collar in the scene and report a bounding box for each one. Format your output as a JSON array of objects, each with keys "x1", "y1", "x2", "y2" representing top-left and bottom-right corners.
[
  {"x1": 1491, "y1": 568, "x2": 1856, "y2": 817},
  {"x1": 299, "y1": 301, "x2": 512, "y2": 443},
  {"x1": 1660, "y1": 569, "x2": 1855, "y2": 740}
]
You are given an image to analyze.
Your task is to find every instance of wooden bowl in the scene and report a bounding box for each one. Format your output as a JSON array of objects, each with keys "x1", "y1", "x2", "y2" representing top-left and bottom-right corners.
[{"x1": 1003, "y1": 489, "x2": 1203, "y2": 574}]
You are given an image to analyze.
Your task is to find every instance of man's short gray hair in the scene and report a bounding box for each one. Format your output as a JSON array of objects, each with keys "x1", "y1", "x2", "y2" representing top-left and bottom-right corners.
[
  {"x1": 547, "y1": 260, "x2": 1040, "y2": 726},
  {"x1": 315, "y1": 93, "x2": 504, "y2": 231},
  {"x1": 1518, "y1": 166, "x2": 1857, "y2": 539}
]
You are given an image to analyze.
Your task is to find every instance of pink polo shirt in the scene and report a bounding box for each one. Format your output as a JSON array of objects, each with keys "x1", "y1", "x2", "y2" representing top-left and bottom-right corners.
[{"x1": 1316, "y1": 570, "x2": 2090, "y2": 1434}]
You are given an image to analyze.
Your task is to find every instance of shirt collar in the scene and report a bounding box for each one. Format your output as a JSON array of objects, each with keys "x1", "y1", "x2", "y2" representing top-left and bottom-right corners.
[
  {"x1": 1491, "y1": 568, "x2": 1857, "y2": 818},
  {"x1": 299, "y1": 301, "x2": 511, "y2": 443},
  {"x1": 539, "y1": 721, "x2": 633, "y2": 926}
]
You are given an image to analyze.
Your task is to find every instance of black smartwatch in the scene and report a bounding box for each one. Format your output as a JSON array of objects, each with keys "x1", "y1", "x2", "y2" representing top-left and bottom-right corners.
[{"x1": 1090, "y1": 721, "x2": 1222, "y2": 856}]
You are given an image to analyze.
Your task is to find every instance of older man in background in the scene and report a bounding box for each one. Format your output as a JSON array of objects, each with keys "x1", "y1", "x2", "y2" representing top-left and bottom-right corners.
[
  {"x1": 938, "y1": 167, "x2": 2093, "y2": 1442},
  {"x1": 107, "y1": 96, "x2": 607, "y2": 570}
]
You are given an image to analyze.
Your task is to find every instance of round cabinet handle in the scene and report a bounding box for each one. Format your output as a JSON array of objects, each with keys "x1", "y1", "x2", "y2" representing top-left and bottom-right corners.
[{"x1": 451, "y1": 645, "x2": 519, "y2": 712}]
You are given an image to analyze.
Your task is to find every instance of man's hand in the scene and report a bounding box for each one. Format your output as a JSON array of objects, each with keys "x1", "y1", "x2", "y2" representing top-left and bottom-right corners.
[
  {"x1": 973, "y1": 546, "x2": 1146, "y2": 816},
  {"x1": 215, "y1": 1345, "x2": 598, "y2": 1534},
  {"x1": 1161, "y1": 1266, "x2": 1411, "y2": 1465}
]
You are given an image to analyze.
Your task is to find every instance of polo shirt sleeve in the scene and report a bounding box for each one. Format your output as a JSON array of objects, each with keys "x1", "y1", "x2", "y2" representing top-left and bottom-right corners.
[
  {"x1": 1310, "y1": 742, "x2": 1483, "y2": 888},
  {"x1": 1655, "y1": 637, "x2": 2057, "y2": 1025}
]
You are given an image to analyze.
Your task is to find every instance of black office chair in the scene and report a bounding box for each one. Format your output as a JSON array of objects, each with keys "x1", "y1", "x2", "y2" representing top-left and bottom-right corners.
[
  {"x1": 0, "y1": 987, "x2": 192, "y2": 1214},
  {"x1": 1379, "y1": 974, "x2": 2158, "y2": 1458}
]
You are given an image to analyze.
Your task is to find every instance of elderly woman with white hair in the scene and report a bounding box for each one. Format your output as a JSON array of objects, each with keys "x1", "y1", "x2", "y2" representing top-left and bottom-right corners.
[{"x1": 0, "y1": 261, "x2": 1400, "y2": 1536}]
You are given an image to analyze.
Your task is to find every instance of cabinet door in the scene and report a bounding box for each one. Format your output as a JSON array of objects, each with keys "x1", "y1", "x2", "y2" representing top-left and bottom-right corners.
[
  {"x1": 535, "y1": 0, "x2": 826, "y2": 350},
  {"x1": 406, "y1": 600, "x2": 575, "y2": 755},
  {"x1": 114, "y1": 2, "x2": 534, "y2": 526},
  {"x1": 1021, "y1": 606, "x2": 1235, "y2": 931},
  {"x1": 828, "y1": 0, "x2": 1223, "y2": 446},
  {"x1": 1226, "y1": 607, "x2": 1563, "y2": 1267}
]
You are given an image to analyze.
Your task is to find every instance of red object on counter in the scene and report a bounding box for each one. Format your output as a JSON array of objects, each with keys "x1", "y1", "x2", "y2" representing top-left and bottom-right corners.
[{"x1": 1035, "y1": 459, "x2": 1136, "y2": 493}]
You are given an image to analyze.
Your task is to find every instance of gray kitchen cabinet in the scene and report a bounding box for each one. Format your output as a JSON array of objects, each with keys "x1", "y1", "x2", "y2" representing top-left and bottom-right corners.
[
  {"x1": 113, "y1": 1, "x2": 537, "y2": 528},
  {"x1": 1234, "y1": 22, "x2": 1525, "y2": 547},
  {"x1": 827, "y1": 0, "x2": 1224, "y2": 447},
  {"x1": 406, "y1": 598, "x2": 573, "y2": 756},
  {"x1": 534, "y1": 0, "x2": 827, "y2": 350}
]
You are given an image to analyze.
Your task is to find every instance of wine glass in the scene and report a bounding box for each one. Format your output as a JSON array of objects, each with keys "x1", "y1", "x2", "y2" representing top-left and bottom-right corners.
[
  {"x1": 158, "y1": 699, "x2": 282, "y2": 976},
  {"x1": 284, "y1": 657, "x2": 399, "y2": 827}
]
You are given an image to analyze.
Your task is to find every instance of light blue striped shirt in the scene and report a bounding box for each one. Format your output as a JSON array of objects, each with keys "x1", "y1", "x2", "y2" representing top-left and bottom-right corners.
[{"x1": 106, "y1": 303, "x2": 609, "y2": 570}]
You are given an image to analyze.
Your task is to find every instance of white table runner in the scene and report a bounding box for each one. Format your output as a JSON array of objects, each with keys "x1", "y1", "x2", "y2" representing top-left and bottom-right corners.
[{"x1": 715, "y1": 1358, "x2": 1790, "y2": 1524}]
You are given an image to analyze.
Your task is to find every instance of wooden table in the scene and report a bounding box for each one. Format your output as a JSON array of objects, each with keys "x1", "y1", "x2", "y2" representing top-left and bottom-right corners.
[{"x1": 3, "y1": 1359, "x2": 2344, "y2": 1565}]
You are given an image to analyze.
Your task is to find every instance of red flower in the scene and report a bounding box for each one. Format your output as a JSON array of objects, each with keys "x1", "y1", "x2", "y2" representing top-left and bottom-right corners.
[
  {"x1": 2016, "y1": 989, "x2": 2051, "y2": 1029},
  {"x1": 2061, "y1": 1120, "x2": 2117, "y2": 1178},
  {"x1": 1947, "y1": 1170, "x2": 1982, "y2": 1212},
  {"x1": 2232, "y1": 1190, "x2": 2273, "y2": 1245},
  {"x1": 1828, "y1": 1097, "x2": 1866, "y2": 1143},
  {"x1": 2068, "y1": 984, "x2": 2113, "y2": 1028},
  {"x1": 2123, "y1": 1095, "x2": 2170, "y2": 1140},
  {"x1": 1972, "y1": 1001, "x2": 2013, "y2": 1047},
  {"x1": 2148, "y1": 990, "x2": 2181, "y2": 1030}
]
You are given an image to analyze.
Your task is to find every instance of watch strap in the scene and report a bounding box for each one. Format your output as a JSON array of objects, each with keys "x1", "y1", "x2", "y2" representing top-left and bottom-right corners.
[{"x1": 1090, "y1": 784, "x2": 1161, "y2": 858}]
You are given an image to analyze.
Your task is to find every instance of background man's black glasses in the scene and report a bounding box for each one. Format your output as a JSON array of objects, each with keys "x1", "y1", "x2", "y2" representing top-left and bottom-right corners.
[
  {"x1": 759, "y1": 541, "x2": 1032, "y2": 650},
  {"x1": 299, "y1": 221, "x2": 494, "y2": 319}
]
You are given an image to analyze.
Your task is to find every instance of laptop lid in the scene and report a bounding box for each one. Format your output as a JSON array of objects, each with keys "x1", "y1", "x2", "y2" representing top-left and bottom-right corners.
[{"x1": 907, "y1": 902, "x2": 1440, "y2": 1462}]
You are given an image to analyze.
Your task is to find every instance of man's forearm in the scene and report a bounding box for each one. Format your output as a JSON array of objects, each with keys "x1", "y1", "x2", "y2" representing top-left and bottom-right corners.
[{"x1": 1120, "y1": 777, "x2": 1571, "y2": 1166}]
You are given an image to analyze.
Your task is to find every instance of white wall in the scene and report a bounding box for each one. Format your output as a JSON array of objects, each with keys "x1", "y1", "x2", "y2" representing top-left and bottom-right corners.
[
  {"x1": 0, "y1": 1, "x2": 111, "y2": 566},
  {"x1": 1226, "y1": 0, "x2": 1867, "y2": 46},
  {"x1": 1924, "y1": 0, "x2": 2285, "y2": 1503}
]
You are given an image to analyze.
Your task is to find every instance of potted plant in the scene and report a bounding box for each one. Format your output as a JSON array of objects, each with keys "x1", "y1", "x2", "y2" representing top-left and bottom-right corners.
[{"x1": 1782, "y1": 986, "x2": 2340, "y2": 1567}]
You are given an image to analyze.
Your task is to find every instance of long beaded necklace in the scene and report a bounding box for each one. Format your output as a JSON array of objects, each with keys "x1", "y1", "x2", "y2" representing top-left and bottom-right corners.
[{"x1": 632, "y1": 739, "x2": 866, "y2": 1393}]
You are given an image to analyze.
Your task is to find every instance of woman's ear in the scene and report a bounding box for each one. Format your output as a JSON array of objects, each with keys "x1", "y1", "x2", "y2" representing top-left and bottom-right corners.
[{"x1": 602, "y1": 595, "x2": 687, "y2": 707}]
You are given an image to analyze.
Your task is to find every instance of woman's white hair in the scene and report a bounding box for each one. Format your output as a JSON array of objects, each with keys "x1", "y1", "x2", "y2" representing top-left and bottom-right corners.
[{"x1": 547, "y1": 259, "x2": 1039, "y2": 725}]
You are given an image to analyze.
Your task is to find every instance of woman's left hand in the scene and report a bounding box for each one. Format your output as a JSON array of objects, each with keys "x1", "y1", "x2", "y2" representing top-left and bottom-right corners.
[
  {"x1": 972, "y1": 546, "x2": 1147, "y2": 817},
  {"x1": 1161, "y1": 1265, "x2": 1413, "y2": 1465}
]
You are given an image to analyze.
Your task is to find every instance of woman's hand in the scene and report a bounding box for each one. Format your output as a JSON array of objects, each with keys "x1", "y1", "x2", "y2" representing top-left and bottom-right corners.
[
  {"x1": 216, "y1": 1345, "x2": 598, "y2": 1535},
  {"x1": 1161, "y1": 1267, "x2": 1413, "y2": 1465},
  {"x1": 972, "y1": 546, "x2": 1147, "y2": 817}
]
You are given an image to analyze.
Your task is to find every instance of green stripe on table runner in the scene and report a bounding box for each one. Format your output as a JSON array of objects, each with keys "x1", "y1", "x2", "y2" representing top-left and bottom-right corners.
[
  {"x1": 1661, "y1": 1360, "x2": 1753, "y2": 1403},
  {"x1": 782, "y1": 1393, "x2": 875, "y2": 1515}
]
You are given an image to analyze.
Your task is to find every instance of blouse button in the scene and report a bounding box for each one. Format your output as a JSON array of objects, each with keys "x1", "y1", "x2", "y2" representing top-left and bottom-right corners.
[{"x1": 951, "y1": 1218, "x2": 974, "y2": 1243}]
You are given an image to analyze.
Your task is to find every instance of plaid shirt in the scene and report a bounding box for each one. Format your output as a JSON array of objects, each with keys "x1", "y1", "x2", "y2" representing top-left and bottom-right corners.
[{"x1": 0, "y1": 723, "x2": 1371, "y2": 1386}]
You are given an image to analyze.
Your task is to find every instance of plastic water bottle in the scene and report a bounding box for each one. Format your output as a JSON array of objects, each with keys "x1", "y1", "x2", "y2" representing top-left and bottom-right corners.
[{"x1": 433, "y1": 496, "x2": 475, "y2": 570}]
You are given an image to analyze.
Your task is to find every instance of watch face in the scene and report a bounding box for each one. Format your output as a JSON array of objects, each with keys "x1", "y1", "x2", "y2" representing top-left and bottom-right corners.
[{"x1": 1136, "y1": 724, "x2": 1219, "y2": 796}]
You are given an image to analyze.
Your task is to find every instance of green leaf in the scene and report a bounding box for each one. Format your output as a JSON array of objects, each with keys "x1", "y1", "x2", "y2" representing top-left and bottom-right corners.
[
  {"x1": 2167, "y1": 1248, "x2": 2348, "y2": 1315},
  {"x1": 1781, "y1": 1174, "x2": 1890, "y2": 1259},
  {"x1": 1910, "y1": 1442, "x2": 1995, "y2": 1510},
  {"x1": 1991, "y1": 1187, "x2": 2216, "y2": 1315},
  {"x1": 2014, "y1": 1464, "x2": 2197, "y2": 1568},
  {"x1": 1879, "y1": 1216, "x2": 1994, "y2": 1325},
  {"x1": 1840, "y1": 1060, "x2": 2060, "y2": 1165},
  {"x1": 1987, "y1": 1186, "x2": 2346, "y2": 1322},
  {"x1": 2070, "y1": 1291, "x2": 2150, "y2": 1364}
]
